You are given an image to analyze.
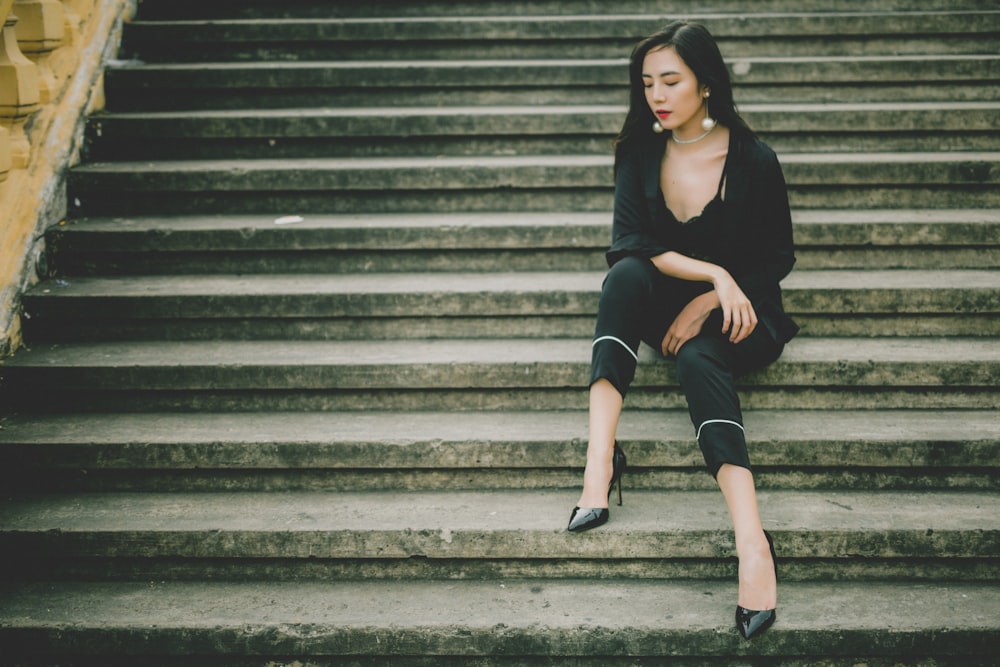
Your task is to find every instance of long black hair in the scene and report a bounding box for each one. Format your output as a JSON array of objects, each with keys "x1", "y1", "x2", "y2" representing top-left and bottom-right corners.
[{"x1": 614, "y1": 21, "x2": 754, "y2": 164}]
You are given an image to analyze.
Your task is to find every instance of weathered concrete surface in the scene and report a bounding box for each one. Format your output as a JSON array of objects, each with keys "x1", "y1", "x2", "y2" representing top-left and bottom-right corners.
[
  {"x1": 1, "y1": 489, "x2": 997, "y2": 564},
  {"x1": 2, "y1": 1, "x2": 998, "y2": 663},
  {"x1": 41, "y1": 210, "x2": 1000, "y2": 278},
  {"x1": 131, "y1": 0, "x2": 995, "y2": 20},
  {"x1": 48, "y1": 209, "x2": 1000, "y2": 252},
  {"x1": 83, "y1": 102, "x2": 999, "y2": 143},
  {"x1": 18, "y1": 270, "x2": 1000, "y2": 323},
  {"x1": 3, "y1": 337, "x2": 998, "y2": 386},
  {"x1": 121, "y1": 13, "x2": 1000, "y2": 49},
  {"x1": 101, "y1": 56, "x2": 1000, "y2": 91},
  {"x1": 1, "y1": 409, "x2": 997, "y2": 469},
  {"x1": 63, "y1": 153, "x2": 1000, "y2": 215},
  {"x1": 1, "y1": 580, "x2": 998, "y2": 659},
  {"x1": 16, "y1": 267, "x2": 999, "y2": 344},
  {"x1": 3, "y1": 338, "x2": 998, "y2": 411},
  {"x1": 67, "y1": 152, "x2": 1000, "y2": 190}
]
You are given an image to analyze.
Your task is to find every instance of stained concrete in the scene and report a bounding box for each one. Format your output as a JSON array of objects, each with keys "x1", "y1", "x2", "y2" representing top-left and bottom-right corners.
[{"x1": 1, "y1": 580, "x2": 998, "y2": 659}]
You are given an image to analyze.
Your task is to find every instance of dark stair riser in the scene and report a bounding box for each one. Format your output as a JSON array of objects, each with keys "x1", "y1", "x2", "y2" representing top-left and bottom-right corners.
[
  {"x1": 119, "y1": 13, "x2": 1000, "y2": 61},
  {"x1": 1, "y1": 488, "x2": 996, "y2": 579},
  {"x1": 19, "y1": 280, "x2": 1000, "y2": 318},
  {"x1": 17, "y1": 314, "x2": 1000, "y2": 343},
  {"x1": 17, "y1": 277, "x2": 1000, "y2": 343},
  {"x1": 3, "y1": 354, "x2": 998, "y2": 411},
  {"x1": 37, "y1": 247, "x2": 1000, "y2": 277},
  {"x1": 101, "y1": 57, "x2": 1000, "y2": 110},
  {"x1": 1, "y1": 410, "x2": 996, "y2": 492},
  {"x1": 65, "y1": 156, "x2": 1000, "y2": 216},
  {"x1": 82, "y1": 105, "x2": 1000, "y2": 160},
  {"x1": 127, "y1": 0, "x2": 1000, "y2": 19},
  {"x1": 3, "y1": 466, "x2": 999, "y2": 495},
  {"x1": 65, "y1": 187, "x2": 1000, "y2": 216},
  {"x1": 46, "y1": 216, "x2": 1000, "y2": 253},
  {"x1": 5, "y1": 555, "x2": 1000, "y2": 586},
  {"x1": 3, "y1": 544, "x2": 997, "y2": 585},
  {"x1": 43, "y1": 213, "x2": 1000, "y2": 275},
  {"x1": 83, "y1": 132, "x2": 1000, "y2": 161}
]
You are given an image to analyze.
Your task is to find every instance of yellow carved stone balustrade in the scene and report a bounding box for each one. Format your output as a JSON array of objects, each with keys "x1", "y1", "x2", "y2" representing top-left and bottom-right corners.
[
  {"x1": 0, "y1": 0, "x2": 135, "y2": 356},
  {"x1": 13, "y1": 0, "x2": 66, "y2": 104},
  {"x1": 0, "y1": 6, "x2": 40, "y2": 170}
]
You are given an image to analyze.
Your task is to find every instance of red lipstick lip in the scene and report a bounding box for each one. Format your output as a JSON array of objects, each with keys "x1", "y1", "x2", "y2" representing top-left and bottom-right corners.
[{"x1": 655, "y1": 110, "x2": 670, "y2": 118}]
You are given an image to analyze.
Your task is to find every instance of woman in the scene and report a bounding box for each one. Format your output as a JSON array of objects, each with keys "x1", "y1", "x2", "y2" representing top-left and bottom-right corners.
[{"x1": 566, "y1": 22, "x2": 799, "y2": 641}]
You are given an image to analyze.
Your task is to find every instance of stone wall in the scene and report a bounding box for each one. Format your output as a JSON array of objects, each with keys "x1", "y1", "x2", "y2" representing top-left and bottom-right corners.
[{"x1": 0, "y1": 0, "x2": 135, "y2": 357}]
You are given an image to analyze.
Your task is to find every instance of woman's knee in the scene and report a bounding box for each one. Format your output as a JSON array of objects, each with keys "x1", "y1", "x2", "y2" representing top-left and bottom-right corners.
[
  {"x1": 603, "y1": 256, "x2": 654, "y2": 296},
  {"x1": 675, "y1": 336, "x2": 728, "y2": 380}
]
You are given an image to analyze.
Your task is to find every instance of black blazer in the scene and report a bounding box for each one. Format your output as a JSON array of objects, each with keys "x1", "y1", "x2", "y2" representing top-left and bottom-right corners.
[{"x1": 606, "y1": 131, "x2": 800, "y2": 344}]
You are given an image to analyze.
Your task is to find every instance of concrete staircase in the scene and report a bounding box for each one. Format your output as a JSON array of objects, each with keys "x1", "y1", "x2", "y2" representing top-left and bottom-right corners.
[{"x1": 1, "y1": 0, "x2": 999, "y2": 663}]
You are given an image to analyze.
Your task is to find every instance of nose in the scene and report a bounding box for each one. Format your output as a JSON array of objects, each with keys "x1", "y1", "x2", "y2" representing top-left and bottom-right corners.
[{"x1": 650, "y1": 83, "x2": 666, "y2": 102}]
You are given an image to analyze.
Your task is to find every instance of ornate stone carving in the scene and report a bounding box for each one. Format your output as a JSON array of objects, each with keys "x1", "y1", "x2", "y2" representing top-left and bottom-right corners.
[{"x1": 0, "y1": 12, "x2": 40, "y2": 168}]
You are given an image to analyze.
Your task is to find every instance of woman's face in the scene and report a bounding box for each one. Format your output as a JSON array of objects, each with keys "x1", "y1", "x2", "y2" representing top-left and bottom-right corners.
[{"x1": 642, "y1": 46, "x2": 709, "y2": 136}]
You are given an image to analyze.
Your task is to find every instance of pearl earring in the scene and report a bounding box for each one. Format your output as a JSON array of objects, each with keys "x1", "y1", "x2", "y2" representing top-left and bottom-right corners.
[
  {"x1": 701, "y1": 90, "x2": 716, "y2": 131},
  {"x1": 652, "y1": 121, "x2": 664, "y2": 134}
]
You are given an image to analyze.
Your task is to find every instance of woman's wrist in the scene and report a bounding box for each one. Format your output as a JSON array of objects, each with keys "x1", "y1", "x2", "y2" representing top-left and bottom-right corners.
[
  {"x1": 694, "y1": 290, "x2": 721, "y2": 314},
  {"x1": 709, "y1": 266, "x2": 732, "y2": 289}
]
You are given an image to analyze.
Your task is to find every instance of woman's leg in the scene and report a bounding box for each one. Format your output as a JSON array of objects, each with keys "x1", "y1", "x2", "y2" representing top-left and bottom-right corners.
[
  {"x1": 717, "y1": 464, "x2": 776, "y2": 611},
  {"x1": 578, "y1": 257, "x2": 671, "y2": 509},
  {"x1": 576, "y1": 378, "x2": 624, "y2": 508},
  {"x1": 675, "y1": 326, "x2": 783, "y2": 610}
]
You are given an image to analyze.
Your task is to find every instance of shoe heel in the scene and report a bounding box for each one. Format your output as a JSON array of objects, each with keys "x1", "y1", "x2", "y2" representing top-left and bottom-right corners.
[
  {"x1": 609, "y1": 442, "x2": 626, "y2": 507},
  {"x1": 568, "y1": 442, "x2": 627, "y2": 533}
]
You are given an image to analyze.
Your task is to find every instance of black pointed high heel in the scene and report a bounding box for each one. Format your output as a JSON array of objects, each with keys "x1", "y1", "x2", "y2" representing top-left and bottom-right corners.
[
  {"x1": 567, "y1": 442, "x2": 626, "y2": 533},
  {"x1": 736, "y1": 529, "x2": 777, "y2": 640}
]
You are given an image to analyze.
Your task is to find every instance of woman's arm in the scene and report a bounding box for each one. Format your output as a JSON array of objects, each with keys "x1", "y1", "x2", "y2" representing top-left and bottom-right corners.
[
  {"x1": 733, "y1": 145, "x2": 796, "y2": 301},
  {"x1": 606, "y1": 141, "x2": 672, "y2": 267},
  {"x1": 651, "y1": 251, "x2": 758, "y2": 345}
]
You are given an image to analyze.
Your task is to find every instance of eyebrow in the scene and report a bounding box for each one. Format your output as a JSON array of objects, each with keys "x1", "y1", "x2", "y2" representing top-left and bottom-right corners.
[{"x1": 642, "y1": 70, "x2": 681, "y2": 78}]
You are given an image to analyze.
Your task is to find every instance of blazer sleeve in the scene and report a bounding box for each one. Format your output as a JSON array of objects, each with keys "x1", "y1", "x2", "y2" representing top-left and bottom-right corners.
[
  {"x1": 728, "y1": 139, "x2": 799, "y2": 343},
  {"x1": 605, "y1": 142, "x2": 673, "y2": 267},
  {"x1": 733, "y1": 142, "x2": 796, "y2": 303}
]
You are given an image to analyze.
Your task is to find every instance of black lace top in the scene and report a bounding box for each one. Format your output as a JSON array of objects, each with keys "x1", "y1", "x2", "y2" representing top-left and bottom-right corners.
[{"x1": 607, "y1": 131, "x2": 800, "y2": 344}]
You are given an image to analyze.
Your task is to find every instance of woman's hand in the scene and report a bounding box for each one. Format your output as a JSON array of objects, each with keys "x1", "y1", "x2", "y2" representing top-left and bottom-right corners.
[
  {"x1": 661, "y1": 292, "x2": 715, "y2": 357},
  {"x1": 648, "y1": 251, "x2": 759, "y2": 346},
  {"x1": 713, "y1": 272, "x2": 758, "y2": 344}
]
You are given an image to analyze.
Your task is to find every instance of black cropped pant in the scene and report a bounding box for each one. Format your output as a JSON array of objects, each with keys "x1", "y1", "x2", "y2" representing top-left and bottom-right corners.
[{"x1": 590, "y1": 256, "x2": 784, "y2": 476}]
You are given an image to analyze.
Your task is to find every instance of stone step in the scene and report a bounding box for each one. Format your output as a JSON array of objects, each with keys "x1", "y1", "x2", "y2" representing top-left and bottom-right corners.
[
  {"x1": 102, "y1": 55, "x2": 1000, "y2": 110},
  {"x1": 0, "y1": 410, "x2": 996, "y2": 493},
  {"x1": 120, "y1": 12, "x2": 1000, "y2": 61},
  {"x1": 83, "y1": 102, "x2": 1000, "y2": 160},
  {"x1": 0, "y1": 489, "x2": 997, "y2": 582},
  {"x1": 131, "y1": 0, "x2": 997, "y2": 19},
  {"x1": 1, "y1": 338, "x2": 997, "y2": 411},
  {"x1": 1, "y1": 581, "x2": 997, "y2": 664},
  {"x1": 47, "y1": 210, "x2": 1000, "y2": 274},
  {"x1": 66, "y1": 153, "x2": 1000, "y2": 217},
  {"x1": 18, "y1": 270, "x2": 1000, "y2": 342}
]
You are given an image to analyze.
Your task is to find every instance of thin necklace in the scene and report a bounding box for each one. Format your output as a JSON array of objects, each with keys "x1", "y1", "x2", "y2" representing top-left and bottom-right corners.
[{"x1": 672, "y1": 124, "x2": 715, "y2": 145}]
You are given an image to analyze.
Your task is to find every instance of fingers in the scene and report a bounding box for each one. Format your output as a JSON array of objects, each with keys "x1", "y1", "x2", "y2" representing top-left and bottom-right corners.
[
  {"x1": 662, "y1": 329, "x2": 689, "y2": 357},
  {"x1": 721, "y1": 302, "x2": 758, "y2": 344},
  {"x1": 662, "y1": 332, "x2": 681, "y2": 357},
  {"x1": 730, "y1": 305, "x2": 758, "y2": 344}
]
